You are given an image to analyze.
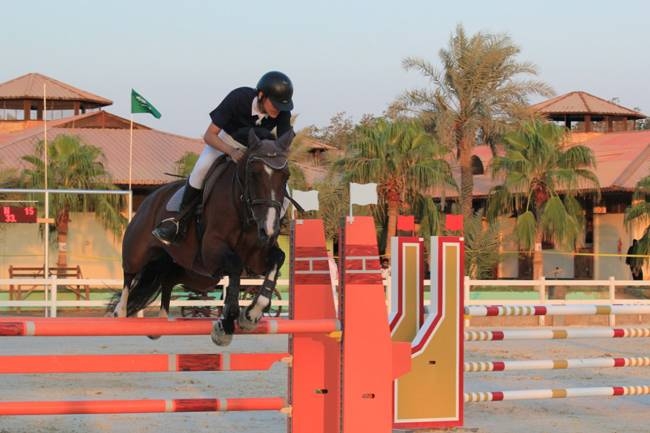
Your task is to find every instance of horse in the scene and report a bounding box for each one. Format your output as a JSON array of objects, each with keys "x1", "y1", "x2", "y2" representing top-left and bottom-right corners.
[{"x1": 109, "y1": 127, "x2": 294, "y2": 346}]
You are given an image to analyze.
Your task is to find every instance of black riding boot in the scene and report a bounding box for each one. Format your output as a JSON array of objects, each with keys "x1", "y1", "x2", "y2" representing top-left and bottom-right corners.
[{"x1": 152, "y1": 183, "x2": 202, "y2": 245}]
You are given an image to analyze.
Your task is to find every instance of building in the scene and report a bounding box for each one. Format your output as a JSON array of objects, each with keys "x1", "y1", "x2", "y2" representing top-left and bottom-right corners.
[{"x1": 467, "y1": 92, "x2": 649, "y2": 280}]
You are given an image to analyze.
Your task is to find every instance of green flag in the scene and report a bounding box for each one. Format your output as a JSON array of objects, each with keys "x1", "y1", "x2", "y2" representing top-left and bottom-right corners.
[{"x1": 131, "y1": 89, "x2": 161, "y2": 119}]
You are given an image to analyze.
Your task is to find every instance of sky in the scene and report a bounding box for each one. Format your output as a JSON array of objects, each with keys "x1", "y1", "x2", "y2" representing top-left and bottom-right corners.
[{"x1": 3, "y1": 0, "x2": 650, "y2": 138}]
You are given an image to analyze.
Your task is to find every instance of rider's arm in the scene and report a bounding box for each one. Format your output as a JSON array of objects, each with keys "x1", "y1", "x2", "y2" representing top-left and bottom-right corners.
[{"x1": 203, "y1": 123, "x2": 245, "y2": 163}]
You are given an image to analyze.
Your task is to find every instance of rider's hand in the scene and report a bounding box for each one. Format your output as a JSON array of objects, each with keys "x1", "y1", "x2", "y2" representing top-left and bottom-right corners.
[{"x1": 230, "y1": 148, "x2": 245, "y2": 163}]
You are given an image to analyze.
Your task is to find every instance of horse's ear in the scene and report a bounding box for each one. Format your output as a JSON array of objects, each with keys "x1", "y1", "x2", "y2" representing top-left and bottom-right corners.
[
  {"x1": 248, "y1": 128, "x2": 261, "y2": 149},
  {"x1": 277, "y1": 128, "x2": 295, "y2": 151}
]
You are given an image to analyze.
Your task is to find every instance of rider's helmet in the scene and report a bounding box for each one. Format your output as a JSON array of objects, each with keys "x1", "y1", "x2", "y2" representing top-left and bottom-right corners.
[{"x1": 256, "y1": 71, "x2": 294, "y2": 111}]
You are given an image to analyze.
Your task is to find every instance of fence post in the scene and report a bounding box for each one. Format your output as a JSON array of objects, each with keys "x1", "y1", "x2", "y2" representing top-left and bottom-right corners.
[
  {"x1": 608, "y1": 276, "x2": 616, "y2": 327},
  {"x1": 464, "y1": 275, "x2": 471, "y2": 328},
  {"x1": 49, "y1": 276, "x2": 58, "y2": 318},
  {"x1": 538, "y1": 276, "x2": 546, "y2": 326}
]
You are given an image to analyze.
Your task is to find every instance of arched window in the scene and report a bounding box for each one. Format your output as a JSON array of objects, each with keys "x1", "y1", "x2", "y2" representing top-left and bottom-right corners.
[{"x1": 471, "y1": 155, "x2": 484, "y2": 175}]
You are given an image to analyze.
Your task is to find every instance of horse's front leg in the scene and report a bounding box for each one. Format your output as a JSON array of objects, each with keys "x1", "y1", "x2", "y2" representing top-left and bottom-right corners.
[
  {"x1": 239, "y1": 247, "x2": 285, "y2": 330},
  {"x1": 210, "y1": 250, "x2": 243, "y2": 346},
  {"x1": 211, "y1": 273, "x2": 240, "y2": 346}
]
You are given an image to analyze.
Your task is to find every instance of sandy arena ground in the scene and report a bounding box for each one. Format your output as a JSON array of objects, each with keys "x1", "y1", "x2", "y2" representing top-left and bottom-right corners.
[{"x1": 0, "y1": 328, "x2": 649, "y2": 433}]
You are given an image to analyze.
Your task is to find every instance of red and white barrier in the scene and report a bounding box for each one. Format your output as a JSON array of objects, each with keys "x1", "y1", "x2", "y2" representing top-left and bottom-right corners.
[
  {"x1": 465, "y1": 385, "x2": 650, "y2": 402},
  {"x1": 465, "y1": 327, "x2": 650, "y2": 341},
  {"x1": 465, "y1": 356, "x2": 650, "y2": 372},
  {"x1": 465, "y1": 304, "x2": 650, "y2": 317}
]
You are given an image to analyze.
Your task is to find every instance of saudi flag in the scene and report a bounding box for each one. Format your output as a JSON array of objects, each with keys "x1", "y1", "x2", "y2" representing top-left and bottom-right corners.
[{"x1": 131, "y1": 89, "x2": 161, "y2": 119}]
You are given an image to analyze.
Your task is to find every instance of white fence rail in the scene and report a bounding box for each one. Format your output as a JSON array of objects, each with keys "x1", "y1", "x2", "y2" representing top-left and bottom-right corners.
[
  {"x1": 2, "y1": 276, "x2": 650, "y2": 323},
  {"x1": 465, "y1": 276, "x2": 650, "y2": 326},
  {"x1": 0, "y1": 278, "x2": 290, "y2": 317}
]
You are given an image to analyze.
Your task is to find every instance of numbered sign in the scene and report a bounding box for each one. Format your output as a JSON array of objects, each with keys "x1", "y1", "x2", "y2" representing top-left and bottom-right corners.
[{"x1": 1, "y1": 206, "x2": 38, "y2": 223}]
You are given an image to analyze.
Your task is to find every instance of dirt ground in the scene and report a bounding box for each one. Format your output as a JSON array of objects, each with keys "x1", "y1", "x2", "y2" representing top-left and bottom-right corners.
[{"x1": 0, "y1": 329, "x2": 649, "y2": 433}]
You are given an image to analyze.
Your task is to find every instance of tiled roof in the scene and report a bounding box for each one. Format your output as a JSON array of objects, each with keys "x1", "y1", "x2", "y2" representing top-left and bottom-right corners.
[
  {"x1": 445, "y1": 130, "x2": 650, "y2": 198},
  {"x1": 0, "y1": 73, "x2": 112, "y2": 106},
  {"x1": 531, "y1": 91, "x2": 645, "y2": 118},
  {"x1": 579, "y1": 130, "x2": 650, "y2": 190},
  {"x1": 293, "y1": 162, "x2": 329, "y2": 186},
  {"x1": 0, "y1": 116, "x2": 202, "y2": 186}
]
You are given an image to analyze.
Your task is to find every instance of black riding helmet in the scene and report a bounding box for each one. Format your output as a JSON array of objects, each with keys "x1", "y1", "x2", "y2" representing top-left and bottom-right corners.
[{"x1": 257, "y1": 71, "x2": 294, "y2": 111}]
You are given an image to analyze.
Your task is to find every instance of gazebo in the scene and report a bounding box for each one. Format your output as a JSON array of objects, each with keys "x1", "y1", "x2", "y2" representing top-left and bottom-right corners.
[
  {"x1": 531, "y1": 91, "x2": 645, "y2": 133},
  {"x1": 0, "y1": 72, "x2": 112, "y2": 122}
]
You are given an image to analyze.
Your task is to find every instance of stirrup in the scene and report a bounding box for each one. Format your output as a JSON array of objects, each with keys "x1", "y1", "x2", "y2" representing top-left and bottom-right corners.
[{"x1": 152, "y1": 218, "x2": 181, "y2": 245}]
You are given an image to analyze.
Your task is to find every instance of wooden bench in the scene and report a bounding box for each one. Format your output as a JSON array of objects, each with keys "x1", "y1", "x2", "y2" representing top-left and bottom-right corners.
[{"x1": 8, "y1": 265, "x2": 90, "y2": 301}]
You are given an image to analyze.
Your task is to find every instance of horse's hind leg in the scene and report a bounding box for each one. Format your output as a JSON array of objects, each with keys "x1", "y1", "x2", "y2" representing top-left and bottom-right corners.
[
  {"x1": 145, "y1": 278, "x2": 175, "y2": 340},
  {"x1": 110, "y1": 272, "x2": 137, "y2": 318},
  {"x1": 158, "y1": 277, "x2": 176, "y2": 319},
  {"x1": 239, "y1": 247, "x2": 285, "y2": 330}
]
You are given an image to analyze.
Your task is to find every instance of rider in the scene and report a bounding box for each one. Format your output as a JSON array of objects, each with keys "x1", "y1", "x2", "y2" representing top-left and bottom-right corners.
[{"x1": 152, "y1": 71, "x2": 294, "y2": 245}]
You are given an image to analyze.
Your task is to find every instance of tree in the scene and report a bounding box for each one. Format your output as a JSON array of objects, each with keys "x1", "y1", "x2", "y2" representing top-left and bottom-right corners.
[
  {"x1": 315, "y1": 174, "x2": 350, "y2": 242},
  {"x1": 624, "y1": 174, "x2": 650, "y2": 264},
  {"x1": 463, "y1": 213, "x2": 501, "y2": 279},
  {"x1": 487, "y1": 119, "x2": 600, "y2": 279},
  {"x1": 335, "y1": 118, "x2": 456, "y2": 251},
  {"x1": 175, "y1": 152, "x2": 198, "y2": 177},
  {"x1": 308, "y1": 112, "x2": 356, "y2": 150},
  {"x1": 402, "y1": 24, "x2": 553, "y2": 223},
  {"x1": 19, "y1": 135, "x2": 127, "y2": 269}
]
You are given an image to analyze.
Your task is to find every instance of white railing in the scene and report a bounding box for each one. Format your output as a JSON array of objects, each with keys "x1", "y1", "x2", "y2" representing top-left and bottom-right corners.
[
  {"x1": 464, "y1": 276, "x2": 650, "y2": 326},
  {"x1": 0, "y1": 277, "x2": 290, "y2": 317},
  {"x1": 2, "y1": 275, "x2": 650, "y2": 325}
]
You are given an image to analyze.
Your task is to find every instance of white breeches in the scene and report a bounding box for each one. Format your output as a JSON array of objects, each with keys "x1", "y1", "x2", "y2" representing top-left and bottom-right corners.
[{"x1": 188, "y1": 145, "x2": 223, "y2": 189}]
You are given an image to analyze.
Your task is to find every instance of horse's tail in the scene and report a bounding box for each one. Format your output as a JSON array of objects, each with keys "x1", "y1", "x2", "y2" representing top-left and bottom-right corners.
[{"x1": 109, "y1": 254, "x2": 174, "y2": 317}]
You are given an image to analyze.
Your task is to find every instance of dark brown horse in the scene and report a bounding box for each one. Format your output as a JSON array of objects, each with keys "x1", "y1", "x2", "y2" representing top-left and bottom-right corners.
[{"x1": 109, "y1": 128, "x2": 294, "y2": 346}]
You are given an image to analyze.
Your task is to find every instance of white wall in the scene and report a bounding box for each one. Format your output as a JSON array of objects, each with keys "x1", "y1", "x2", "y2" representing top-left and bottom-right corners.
[
  {"x1": 0, "y1": 212, "x2": 122, "y2": 280},
  {"x1": 596, "y1": 212, "x2": 649, "y2": 280}
]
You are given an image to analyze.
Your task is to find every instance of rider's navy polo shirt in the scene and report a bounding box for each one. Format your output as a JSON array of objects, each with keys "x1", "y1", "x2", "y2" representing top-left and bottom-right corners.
[{"x1": 209, "y1": 87, "x2": 292, "y2": 143}]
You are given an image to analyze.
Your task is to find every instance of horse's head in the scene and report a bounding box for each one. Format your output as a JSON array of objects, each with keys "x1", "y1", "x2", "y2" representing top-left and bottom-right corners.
[{"x1": 238, "y1": 128, "x2": 294, "y2": 245}]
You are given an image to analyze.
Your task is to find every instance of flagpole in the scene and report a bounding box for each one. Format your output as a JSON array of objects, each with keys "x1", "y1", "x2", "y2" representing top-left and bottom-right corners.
[
  {"x1": 43, "y1": 83, "x2": 50, "y2": 317},
  {"x1": 129, "y1": 114, "x2": 133, "y2": 191}
]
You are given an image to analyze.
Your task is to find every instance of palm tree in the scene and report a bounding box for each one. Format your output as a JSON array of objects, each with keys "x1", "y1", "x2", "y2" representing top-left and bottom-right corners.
[
  {"x1": 464, "y1": 213, "x2": 501, "y2": 279},
  {"x1": 19, "y1": 135, "x2": 127, "y2": 269},
  {"x1": 401, "y1": 24, "x2": 553, "y2": 224},
  {"x1": 335, "y1": 118, "x2": 456, "y2": 250},
  {"x1": 315, "y1": 174, "x2": 350, "y2": 242},
  {"x1": 624, "y1": 174, "x2": 650, "y2": 264},
  {"x1": 487, "y1": 119, "x2": 600, "y2": 279}
]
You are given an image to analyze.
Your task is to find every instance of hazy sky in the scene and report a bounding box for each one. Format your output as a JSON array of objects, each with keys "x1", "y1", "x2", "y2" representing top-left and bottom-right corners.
[{"x1": 3, "y1": 0, "x2": 649, "y2": 138}]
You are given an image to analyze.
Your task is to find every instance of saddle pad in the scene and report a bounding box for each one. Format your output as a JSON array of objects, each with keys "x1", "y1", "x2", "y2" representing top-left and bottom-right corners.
[{"x1": 166, "y1": 185, "x2": 185, "y2": 212}]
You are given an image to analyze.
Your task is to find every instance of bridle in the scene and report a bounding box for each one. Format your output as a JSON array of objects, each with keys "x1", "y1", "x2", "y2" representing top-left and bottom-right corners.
[{"x1": 234, "y1": 150, "x2": 288, "y2": 227}]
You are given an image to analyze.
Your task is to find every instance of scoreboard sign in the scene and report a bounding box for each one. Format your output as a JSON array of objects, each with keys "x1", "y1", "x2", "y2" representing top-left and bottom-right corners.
[{"x1": 1, "y1": 206, "x2": 37, "y2": 223}]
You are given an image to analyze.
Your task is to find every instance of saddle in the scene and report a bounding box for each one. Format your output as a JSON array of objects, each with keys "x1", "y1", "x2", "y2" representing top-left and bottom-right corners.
[{"x1": 165, "y1": 154, "x2": 231, "y2": 213}]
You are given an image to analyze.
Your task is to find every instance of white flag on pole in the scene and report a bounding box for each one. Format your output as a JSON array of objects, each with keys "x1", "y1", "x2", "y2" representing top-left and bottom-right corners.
[
  {"x1": 292, "y1": 189, "x2": 320, "y2": 212},
  {"x1": 350, "y1": 182, "x2": 378, "y2": 206}
]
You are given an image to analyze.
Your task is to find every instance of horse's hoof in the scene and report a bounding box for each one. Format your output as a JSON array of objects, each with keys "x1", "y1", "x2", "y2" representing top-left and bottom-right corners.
[
  {"x1": 238, "y1": 309, "x2": 258, "y2": 331},
  {"x1": 210, "y1": 321, "x2": 233, "y2": 346}
]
